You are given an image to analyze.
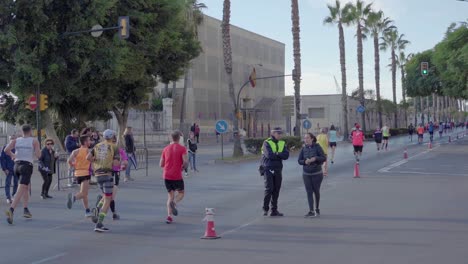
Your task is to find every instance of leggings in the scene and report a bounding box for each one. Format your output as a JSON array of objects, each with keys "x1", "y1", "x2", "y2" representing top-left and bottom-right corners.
[
  {"x1": 40, "y1": 171, "x2": 53, "y2": 195},
  {"x1": 303, "y1": 173, "x2": 324, "y2": 212}
]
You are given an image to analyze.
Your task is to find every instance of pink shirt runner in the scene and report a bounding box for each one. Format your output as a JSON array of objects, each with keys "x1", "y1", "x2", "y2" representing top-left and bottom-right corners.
[{"x1": 352, "y1": 129, "x2": 364, "y2": 146}]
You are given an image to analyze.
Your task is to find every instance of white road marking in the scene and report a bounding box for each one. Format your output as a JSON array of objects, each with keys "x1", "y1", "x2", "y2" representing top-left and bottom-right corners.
[
  {"x1": 31, "y1": 253, "x2": 67, "y2": 264},
  {"x1": 378, "y1": 144, "x2": 441, "y2": 173},
  {"x1": 385, "y1": 171, "x2": 468, "y2": 177}
]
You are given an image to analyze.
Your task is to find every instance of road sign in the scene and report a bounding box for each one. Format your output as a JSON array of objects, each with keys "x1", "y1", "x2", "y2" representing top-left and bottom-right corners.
[
  {"x1": 303, "y1": 119, "x2": 312, "y2": 130},
  {"x1": 357, "y1": 105, "x2": 366, "y2": 113},
  {"x1": 91, "y1": 25, "x2": 103, "y2": 37},
  {"x1": 28, "y1": 95, "x2": 37, "y2": 111},
  {"x1": 282, "y1": 96, "x2": 294, "y2": 117},
  {"x1": 215, "y1": 120, "x2": 229, "y2": 134}
]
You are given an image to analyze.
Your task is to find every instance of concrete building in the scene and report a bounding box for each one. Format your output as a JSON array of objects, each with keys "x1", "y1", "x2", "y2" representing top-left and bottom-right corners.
[{"x1": 158, "y1": 15, "x2": 286, "y2": 139}]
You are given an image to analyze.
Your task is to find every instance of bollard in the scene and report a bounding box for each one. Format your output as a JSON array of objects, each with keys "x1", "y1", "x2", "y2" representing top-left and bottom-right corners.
[{"x1": 201, "y1": 208, "x2": 221, "y2": 239}]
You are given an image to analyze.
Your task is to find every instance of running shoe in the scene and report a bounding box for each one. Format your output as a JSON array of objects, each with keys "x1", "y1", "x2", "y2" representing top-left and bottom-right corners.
[
  {"x1": 315, "y1": 209, "x2": 321, "y2": 217},
  {"x1": 23, "y1": 208, "x2": 32, "y2": 218},
  {"x1": 6, "y1": 198, "x2": 11, "y2": 204},
  {"x1": 170, "y1": 201, "x2": 178, "y2": 216},
  {"x1": 85, "y1": 209, "x2": 93, "y2": 218},
  {"x1": 112, "y1": 213, "x2": 120, "y2": 220},
  {"x1": 96, "y1": 194, "x2": 103, "y2": 208},
  {"x1": 165, "y1": 216, "x2": 173, "y2": 224},
  {"x1": 94, "y1": 223, "x2": 109, "y2": 233},
  {"x1": 270, "y1": 210, "x2": 284, "y2": 217},
  {"x1": 263, "y1": 210, "x2": 268, "y2": 216},
  {"x1": 91, "y1": 207, "x2": 99, "y2": 223},
  {"x1": 184, "y1": 172, "x2": 188, "y2": 177},
  {"x1": 67, "y1": 193, "x2": 73, "y2": 209},
  {"x1": 304, "y1": 211, "x2": 316, "y2": 218},
  {"x1": 5, "y1": 209, "x2": 13, "y2": 224},
  {"x1": 331, "y1": 160, "x2": 334, "y2": 164}
]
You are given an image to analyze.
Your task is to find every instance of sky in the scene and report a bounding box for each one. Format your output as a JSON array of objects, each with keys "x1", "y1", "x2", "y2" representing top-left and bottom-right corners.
[{"x1": 201, "y1": 0, "x2": 468, "y2": 102}]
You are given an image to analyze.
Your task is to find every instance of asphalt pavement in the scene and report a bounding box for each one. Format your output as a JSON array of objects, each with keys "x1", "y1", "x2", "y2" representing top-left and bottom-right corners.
[{"x1": 0, "y1": 129, "x2": 467, "y2": 264}]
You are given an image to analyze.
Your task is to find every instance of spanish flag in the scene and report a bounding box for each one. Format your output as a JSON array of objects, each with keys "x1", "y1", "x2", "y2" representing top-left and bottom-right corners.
[{"x1": 249, "y1": 68, "x2": 256, "y2": 88}]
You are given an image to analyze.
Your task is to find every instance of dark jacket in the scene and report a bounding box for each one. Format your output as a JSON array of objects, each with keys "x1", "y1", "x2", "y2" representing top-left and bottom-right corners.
[
  {"x1": 262, "y1": 137, "x2": 289, "y2": 170},
  {"x1": 124, "y1": 134, "x2": 135, "y2": 153},
  {"x1": 64, "y1": 135, "x2": 79, "y2": 154},
  {"x1": 38, "y1": 147, "x2": 57, "y2": 174},
  {"x1": 298, "y1": 143, "x2": 326, "y2": 174},
  {"x1": 187, "y1": 138, "x2": 197, "y2": 153},
  {"x1": 90, "y1": 136, "x2": 100, "y2": 149},
  {"x1": 0, "y1": 146, "x2": 14, "y2": 172}
]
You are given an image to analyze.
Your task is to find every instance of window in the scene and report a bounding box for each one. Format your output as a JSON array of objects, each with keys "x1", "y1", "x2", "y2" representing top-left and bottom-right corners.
[{"x1": 308, "y1": 107, "x2": 325, "y2": 119}]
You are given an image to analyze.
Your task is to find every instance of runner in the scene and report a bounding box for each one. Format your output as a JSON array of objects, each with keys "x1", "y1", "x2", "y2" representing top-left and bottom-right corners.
[
  {"x1": 160, "y1": 131, "x2": 188, "y2": 224},
  {"x1": 1, "y1": 135, "x2": 17, "y2": 204},
  {"x1": 438, "y1": 122, "x2": 444, "y2": 139},
  {"x1": 428, "y1": 121, "x2": 434, "y2": 142},
  {"x1": 417, "y1": 124, "x2": 425, "y2": 144},
  {"x1": 373, "y1": 127, "x2": 383, "y2": 151},
  {"x1": 350, "y1": 124, "x2": 364, "y2": 162},
  {"x1": 87, "y1": 129, "x2": 120, "y2": 232},
  {"x1": 381, "y1": 124, "x2": 390, "y2": 151},
  {"x1": 316, "y1": 128, "x2": 329, "y2": 176},
  {"x1": 67, "y1": 135, "x2": 93, "y2": 217},
  {"x1": 4, "y1": 124, "x2": 41, "y2": 225},
  {"x1": 96, "y1": 135, "x2": 128, "y2": 220},
  {"x1": 408, "y1": 123, "x2": 414, "y2": 142},
  {"x1": 328, "y1": 125, "x2": 337, "y2": 164}
]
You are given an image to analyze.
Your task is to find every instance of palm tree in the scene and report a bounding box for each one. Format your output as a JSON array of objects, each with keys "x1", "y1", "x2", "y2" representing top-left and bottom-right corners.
[
  {"x1": 396, "y1": 51, "x2": 412, "y2": 127},
  {"x1": 180, "y1": 0, "x2": 206, "y2": 130},
  {"x1": 291, "y1": 0, "x2": 301, "y2": 136},
  {"x1": 221, "y1": 0, "x2": 243, "y2": 157},
  {"x1": 344, "y1": 0, "x2": 373, "y2": 132},
  {"x1": 324, "y1": 0, "x2": 350, "y2": 139},
  {"x1": 364, "y1": 10, "x2": 393, "y2": 128},
  {"x1": 380, "y1": 29, "x2": 410, "y2": 128}
]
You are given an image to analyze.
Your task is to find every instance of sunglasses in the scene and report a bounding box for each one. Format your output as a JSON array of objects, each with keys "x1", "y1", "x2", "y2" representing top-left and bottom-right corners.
[{"x1": 47, "y1": 143, "x2": 54, "y2": 146}]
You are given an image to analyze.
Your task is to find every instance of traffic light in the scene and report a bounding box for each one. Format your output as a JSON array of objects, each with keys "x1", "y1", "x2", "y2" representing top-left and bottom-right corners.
[
  {"x1": 118, "y1": 16, "x2": 130, "y2": 39},
  {"x1": 40, "y1": 94, "x2": 48, "y2": 111},
  {"x1": 421, "y1": 62, "x2": 429, "y2": 76}
]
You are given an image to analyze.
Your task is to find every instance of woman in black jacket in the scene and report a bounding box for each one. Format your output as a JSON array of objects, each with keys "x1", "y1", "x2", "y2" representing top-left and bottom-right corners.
[
  {"x1": 298, "y1": 133, "x2": 326, "y2": 218},
  {"x1": 39, "y1": 139, "x2": 58, "y2": 199}
]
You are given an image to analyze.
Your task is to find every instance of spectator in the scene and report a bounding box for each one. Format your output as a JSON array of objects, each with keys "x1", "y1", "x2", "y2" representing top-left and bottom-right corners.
[
  {"x1": 65, "y1": 129, "x2": 80, "y2": 154},
  {"x1": 123, "y1": 127, "x2": 136, "y2": 182},
  {"x1": 38, "y1": 139, "x2": 58, "y2": 199},
  {"x1": 194, "y1": 123, "x2": 200, "y2": 143},
  {"x1": 90, "y1": 130, "x2": 101, "y2": 149},
  {"x1": 1, "y1": 135, "x2": 18, "y2": 204},
  {"x1": 187, "y1": 132, "x2": 198, "y2": 174}
]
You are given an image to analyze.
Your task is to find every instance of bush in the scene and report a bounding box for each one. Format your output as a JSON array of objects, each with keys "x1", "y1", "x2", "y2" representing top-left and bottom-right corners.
[{"x1": 244, "y1": 136, "x2": 303, "y2": 154}]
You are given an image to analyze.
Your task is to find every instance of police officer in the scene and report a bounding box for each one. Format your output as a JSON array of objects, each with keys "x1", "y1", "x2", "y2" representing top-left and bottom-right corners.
[{"x1": 261, "y1": 127, "x2": 289, "y2": 216}]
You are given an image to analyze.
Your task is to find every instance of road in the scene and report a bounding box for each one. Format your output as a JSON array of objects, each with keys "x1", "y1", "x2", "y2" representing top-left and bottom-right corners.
[{"x1": 1, "y1": 129, "x2": 467, "y2": 264}]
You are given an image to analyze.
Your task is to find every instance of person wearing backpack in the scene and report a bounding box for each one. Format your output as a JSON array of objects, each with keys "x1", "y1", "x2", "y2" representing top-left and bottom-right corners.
[
  {"x1": 187, "y1": 132, "x2": 198, "y2": 173},
  {"x1": 298, "y1": 132, "x2": 326, "y2": 218}
]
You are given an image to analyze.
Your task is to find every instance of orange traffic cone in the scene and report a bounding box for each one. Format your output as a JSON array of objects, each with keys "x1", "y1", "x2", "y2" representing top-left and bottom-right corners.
[
  {"x1": 403, "y1": 148, "x2": 408, "y2": 159},
  {"x1": 353, "y1": 162, "x2": 360, "y2": 178},
  {"x1": 201, "y1": 208, "x2": 220, "y2": 240},
  {"x1": 428, "y1": 141, "x2": 432, "y2": 149}
]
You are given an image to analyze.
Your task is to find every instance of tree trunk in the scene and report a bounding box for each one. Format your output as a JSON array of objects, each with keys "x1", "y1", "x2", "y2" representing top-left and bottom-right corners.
[
  {"x1": 113, "y1": 105, "x2": 129, "y2": 148},
  {"x1": 374, "y1": 34, "x2": 382, "y2": 128},
  {"x1": 391, "y1": 49, "x2": 397, "y2": 128},
  {"x1": 164, "y1": 83, "x2": 169, "y2": 98},
  {"x1": 426, "y1": 96, "x2": 430, "y2": 122},
  {"x1": 291, "y1": 0, "x2": 301, "y2": 136},
  {"x1": 172, "y1": 81, "x2": 176, "y2": 98},
  {"x1": 432, "y1": 93, "x2": 436, "y2": 123},
  {"x1": 42, "y1": 111, "x2": 64, "y2": 152},
  {"x1": 357, "y1": 24, "x2": 366, "y2": 132},
  {"x1": 413, "y1": 96, "x2": 417, "y2": 126},
  {"x1": 400, "y1": 67, "x2": 407, "y2": 127},
  {"x1": 222, "y1": 0, "x2": 243, "y2": 157},
  {"x1": 338, "y1": 22, "x2": 349, "y2": 139},
  {"x1": 420, "y1": 96, "x2": 425, "y2": 124},
  {"x1": 179, "y1": 68, "x2": 191, "y2": 129}
]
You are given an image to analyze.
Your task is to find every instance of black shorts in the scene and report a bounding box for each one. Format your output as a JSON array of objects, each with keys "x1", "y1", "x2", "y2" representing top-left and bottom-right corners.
[
  {"x1": 112, "y1": 171, "x2": 120, "y2": 186},
  {"x1": 76, "y1": 175, "x2": 91, "y2": 185},
  {"x1": 418, "y1": 134, "x2": 424, "y2": 138},
  {"x1": 375, "y1": 139, "x2": 382, "y2": 144},
  {"x1": 329, "y1": 142, "x2": 337, "y2": 147},
  {"x1": 164, "y1": 179, "x2": 184, "y2": 192},
  {"x1": 353, "y1": 145, "x2": 363, "y2": 153},
  {"x1": 14, "y1": 161, "x2": 33, "y2": 185},
  {"x1": 429, "y1": 131, "x2": 434, "y2": 135},
  {"x1": 383, "y1": 136, "x2": 389, "y2": 140}
]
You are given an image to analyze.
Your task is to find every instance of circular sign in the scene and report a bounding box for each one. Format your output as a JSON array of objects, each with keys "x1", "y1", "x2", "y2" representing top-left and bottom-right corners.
[
  {"x1": 28, "y1": 95, "x2": 37, "y2": 110},
  {"x1": 91, "y1": 25, "x2": 103, "y2": 37},
  {"x1": 303, "y1": 119, "x2": 312, "y2": 130},
  {"x1": 215, "y1": 120, "x2": 229, "y2": 134}
]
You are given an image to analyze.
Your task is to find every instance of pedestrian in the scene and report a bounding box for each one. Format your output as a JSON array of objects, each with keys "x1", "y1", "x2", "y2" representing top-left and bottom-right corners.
[
  {"x1": 65, "y1": 129, "x2": 80, "y2": 186},
  {"x1": 428, "y1": 121, "x2": 434, "y2": 142},
  {"x1": 123, "y1": 127, "x2": 136, "y2": 182},
  {"x1": 316, "y1": 128, "x2": 329, "y2": 176},
  {"x1": 298, "y1": 132, "x2": 326, "y2": 218},
  {"x1": 187, "y1": 132, "x2": 198, "y2": 173},
  {"x1": 160, "y1": 131, "x2": 188, "y2": 224},
  {"x1": 67, "y1": 135, "x2": 93, "y2": 218},
  {"x1": 382, "y1": 124, "x2": 390, "y2": 151},
  {"x1": 373, "y1": 127, "x2": 383, "y2": 151},
  {"x1": 328, "y1": 125, "x2": 337, "y2": 164},
  {"x1": 417, "y1": 124, "x2": 425, "y2": 144},
  {"x1": 350, "y1": 124, "x2": 364, "y2": 162},
  {"x1": 90, "y1": 130, "x2": 101, "y2": 149},
  {"x1": 261, "y1": 127, "x2": 290, "y2": 217},
  {"x1": 81, "y1": 127, "x2": 92, "y2": 137},
  {"x1": 38, "y1": 139, "x2": 58, "y2": 199},
  {"x1": 1, "y1": 135, "x2": 18, "y2": 204},
  {"x1": 408, "y1": 123, "x2": 414, "y2": 142},
  {"x1": 5, "y1": 124, "x2": 42, "y2": 225},
  {"x1": 438, "y1": 122, "x2": 444, "y2": 139},
  {"x1": 194, "y1": 123, "x2": 200, "y2": 143},
  {"x1": 86, "y1": 129, "x2": 120, "y2": 232},
  {"x1": 215, "y1": 130, "x2": 220, "y2": 144}
]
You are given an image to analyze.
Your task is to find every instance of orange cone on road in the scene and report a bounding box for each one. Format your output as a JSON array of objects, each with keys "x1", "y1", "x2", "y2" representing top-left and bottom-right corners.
[
  {"x1": 353, "y1": 162, "x2": 360, "y2": 178},
  {"x1": 428, "y1": 141, "x2": 432, "y2": 149},
  {"x1": 201, "y1": 208, "x2": 220, "y2": 240},
  {"x1": 403, "y1": 148, "x2": 408, "y2": 159}
]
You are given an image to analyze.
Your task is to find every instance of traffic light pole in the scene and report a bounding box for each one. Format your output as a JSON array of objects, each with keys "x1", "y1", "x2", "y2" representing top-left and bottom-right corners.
[{"x1": 36, "y1": 86, "x2": 41, "y2": 145}]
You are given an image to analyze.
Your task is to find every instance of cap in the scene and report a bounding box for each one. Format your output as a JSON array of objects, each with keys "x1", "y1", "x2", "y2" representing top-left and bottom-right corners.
[
  {"x1": 103, "y1": 129, "x2": 116, "y2": 140},
  {"x1": 271, "y1": 127, "x2": 283, "y2": 134}
]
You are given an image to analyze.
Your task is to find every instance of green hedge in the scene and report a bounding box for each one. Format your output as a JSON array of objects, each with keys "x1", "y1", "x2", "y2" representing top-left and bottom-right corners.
[{"x1": 245, "y1": 136, "x2": 303, "y2": 154}]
